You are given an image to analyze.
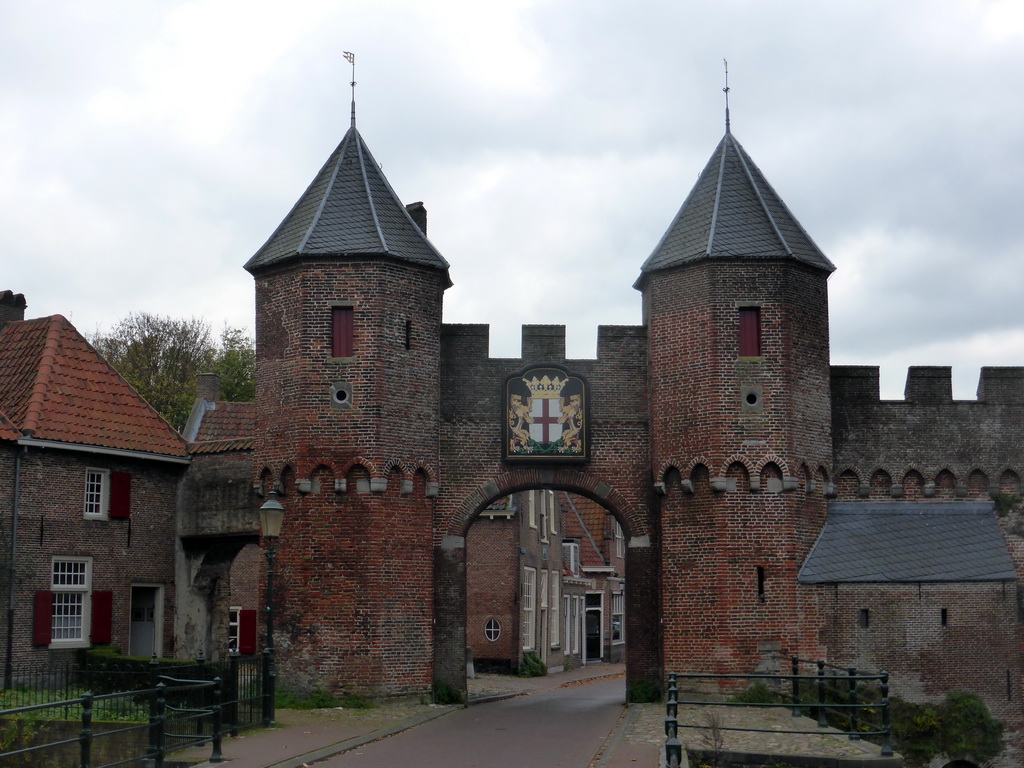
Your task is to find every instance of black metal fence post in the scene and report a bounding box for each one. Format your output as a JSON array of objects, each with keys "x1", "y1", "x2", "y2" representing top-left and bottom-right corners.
[
  {"x1": 210, "y1": 676, "x2": 224, "y2": 763},
  {"x1": 790, "y1": 656, "x2": 801, "y2": 717},
  {"x1": 79, "y1": 691, "x2": 93, "y2": 768},
  {"x1": 228, "y1": 649, "x2": 240, "y2": 737},
  {"x1": 664, "y1": 673, "x2": 681, "y2": 768},
  {"x1": 154, "y1": 681, "x2": 167, "y2": 768},
  {"x1": 847, "y1": 667, "x2": 860, "y2": 740},
  {"x1": 880, "y1": 672, "x2": 893, "y2": 757},
  {"x1": 816, "y1": 659, "x2": 828, "y2": 727}
]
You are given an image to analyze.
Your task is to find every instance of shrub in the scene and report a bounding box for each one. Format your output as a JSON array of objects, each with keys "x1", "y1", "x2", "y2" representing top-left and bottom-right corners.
[
  {"x1": 518, "y1": 652, "x2": 547, "y2": 678},
  {"x1": 627, "y1": 678, "x2": 661, "y2": 703},
  {"x1": 432, "y1": 680, "x2": 464, "y2": 705},
  {"x1": 728, "y1": 681, "x2": 777, "y2": 705},
  {"x1": 890, "y1": 692, "x2": 1004, "y2": 766}
]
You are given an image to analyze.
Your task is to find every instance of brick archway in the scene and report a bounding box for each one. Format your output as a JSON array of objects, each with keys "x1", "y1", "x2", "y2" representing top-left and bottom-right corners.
[{"x1": 433, "y1": 468, "x2": 660, "y2": 699}]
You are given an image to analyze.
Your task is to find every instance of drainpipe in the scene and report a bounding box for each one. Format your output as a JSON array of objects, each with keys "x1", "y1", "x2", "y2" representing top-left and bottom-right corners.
[{"x1": 4, "y1": 445, "x2": 26, "y2": 690}]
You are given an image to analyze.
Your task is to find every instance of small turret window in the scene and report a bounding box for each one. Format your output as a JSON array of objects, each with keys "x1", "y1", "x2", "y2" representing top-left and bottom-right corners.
[
  {"x1": 331, "y1": 306, "x2": 354, "y2": 358},
  {"x1": 739, "y1": 307, "x2": 761, "y2": 357}
]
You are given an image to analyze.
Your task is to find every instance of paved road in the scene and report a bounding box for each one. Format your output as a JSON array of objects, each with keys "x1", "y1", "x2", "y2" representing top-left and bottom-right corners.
[{"x1": 314, "y1": 676, "x2": 627, "y2": 768}]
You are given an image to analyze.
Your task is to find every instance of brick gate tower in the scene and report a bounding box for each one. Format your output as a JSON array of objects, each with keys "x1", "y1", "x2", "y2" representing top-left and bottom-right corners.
[
  {"x1": 244, "y1": 112, "x2": 451, "y2": 695},
  {"x1": 636, "y1": 123, "x2": 835, "y2": 673}
]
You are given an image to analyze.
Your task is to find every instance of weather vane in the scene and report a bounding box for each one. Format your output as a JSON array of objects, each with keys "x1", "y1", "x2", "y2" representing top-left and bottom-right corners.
[
  {"x1": 723, "y1": 58, "x2": 731, "y2": 132},
  {"x1": 344, "y1": 51, "x2": 357, "y2": 127}
]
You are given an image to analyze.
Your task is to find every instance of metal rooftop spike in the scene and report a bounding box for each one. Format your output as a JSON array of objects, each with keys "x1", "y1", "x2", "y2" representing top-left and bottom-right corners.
[
  {"x1": 244, "y1": 125, "x2": 451, "y2": 282},
  {"x1": 636, "y1": 130, "x2": 835, "y2": 284}
]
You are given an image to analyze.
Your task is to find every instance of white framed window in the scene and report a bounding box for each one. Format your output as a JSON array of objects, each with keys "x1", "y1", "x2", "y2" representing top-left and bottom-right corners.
[
  {"x1": 484, "y1": 618, "x2": 501, "y2": 642},
  {"x1": 84, "y1": 469, "x2": 109, "y2": 519},
  {"x1": 562, "y1": 595, "x2": 570, "y2": 650},
  {"x1": 528, "y1": 494, "x2": 537, "y2": 529},
  {"x1": 612, "y1": 592, "x2": 624, "y2": 643},
  {"x1": 549, "y1": 491, "x2": 557, "y2": 536},
  {"x1": 522, "y1": 567, "x2": 536, "y2": 649},
  {"x1": 51, "y1": 558, "x2": 91, "y2": 647},
  {"x1": 539, "y1": 492, "x2": 549, "y2": 543},
  {"x1": 563, "y1": 541, "x2": 580, "y2": 576},
  {"x1": 572, "y1": 596, "x2": 582, "y2": 653},
  {"x1": 551, "y1": 574, "x2": 560, "y2": 646},
  {"x1": 540, "y1": 570, "x2": 549, "y2": 609},
  {"x1": 615, "y1": 521, "x2": 625, "y2": 559},
  {"x1": 228, "y1": 606, "x2": 241, "y2": 652}
]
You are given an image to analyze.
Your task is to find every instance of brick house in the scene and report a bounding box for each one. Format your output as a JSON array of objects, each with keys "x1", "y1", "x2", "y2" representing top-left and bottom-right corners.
[{"x1": 0, "y1": 292, "x2": 188, "y2": 672}]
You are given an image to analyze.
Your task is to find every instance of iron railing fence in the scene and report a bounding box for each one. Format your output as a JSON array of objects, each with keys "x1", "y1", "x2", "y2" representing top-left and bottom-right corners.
[
  {"x1": 0, "y1": 652, "x2": 268, "y2": 767},
  {"x1": 663, "y1": 658, "x2": 893, "y2": 768}
]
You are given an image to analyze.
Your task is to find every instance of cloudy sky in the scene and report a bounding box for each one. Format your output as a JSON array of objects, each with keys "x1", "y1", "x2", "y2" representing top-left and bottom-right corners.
[{"x1": 3, "y1": 0, "x2": 1024, "y2": 398}]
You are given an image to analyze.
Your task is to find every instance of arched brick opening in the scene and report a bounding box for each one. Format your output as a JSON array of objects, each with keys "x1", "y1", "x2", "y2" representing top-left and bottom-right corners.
[{"x1": 433, "y1": 468, "x2": 659, "y2": 700}]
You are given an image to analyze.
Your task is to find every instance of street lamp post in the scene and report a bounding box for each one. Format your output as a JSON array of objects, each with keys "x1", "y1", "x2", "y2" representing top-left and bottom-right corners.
[{"x1": 258, "y1": 494, "x2": 285, "y2": 726}]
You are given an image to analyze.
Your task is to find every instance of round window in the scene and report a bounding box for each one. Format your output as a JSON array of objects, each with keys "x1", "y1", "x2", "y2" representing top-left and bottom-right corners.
[{"x1": 484, "y1": 618, "x2": 501, "y2": 642}]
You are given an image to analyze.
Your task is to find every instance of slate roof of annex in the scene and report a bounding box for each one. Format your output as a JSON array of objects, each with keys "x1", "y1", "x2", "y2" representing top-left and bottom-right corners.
[
  {"x1": 798, "y1": 502, "x2": 1015, "y2": 583},
  {"x1": 0, "y1": 316, "x2": 187, "y2": 457},
  {"x1": 244, "y1": 125, "x2": 451, "y2": 281},
  {"x1": 638, "y1": 129, "x2": 835, "y2": 281}
]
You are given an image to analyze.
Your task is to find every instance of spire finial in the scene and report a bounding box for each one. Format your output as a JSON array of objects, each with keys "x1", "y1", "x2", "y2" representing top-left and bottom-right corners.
[
  {"x1": 723, "y1": 58, "x2": 731, "y2": 133},
  {"x1": 344, "y1": 51, "x2": 357, "y2": 128}
]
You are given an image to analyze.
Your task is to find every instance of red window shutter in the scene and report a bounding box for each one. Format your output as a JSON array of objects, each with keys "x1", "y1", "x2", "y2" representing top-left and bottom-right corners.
[
  {"x1": 109, "y1": 472, "x2": 131, "y2": 518},
  {"x1": 332, "y1": 307, "x2": 354, "y2": 358},
  {"x1": 91, "y1": 591, "x2": 113, "y2": 644},
  {"x1": 739, "y1": 307, "x2": 761, "y2": 357},
  {"x1": 238, "y1": 609, "x2": 257, "y2": 654},
  {"x1": 33, "y1": 591, "x2": 53, "y2": 646}
]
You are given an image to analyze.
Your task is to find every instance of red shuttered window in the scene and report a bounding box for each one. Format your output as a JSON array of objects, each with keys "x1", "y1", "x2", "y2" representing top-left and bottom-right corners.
[
  {"x1": 109, "y1": 472, "x2": 131, "y2": 518},
  {"x1": 331, "y1": 307, "x2": 354, "y2": 358},
  {"x1": 91, "y1": 591, "x2": 113, "y2": 644},
  {"x1": 739, "y1": 307, "x2": 761, "y2": 357},
  {"x1": 238, "y1": 609, "x2": 258, "y2": 654}
]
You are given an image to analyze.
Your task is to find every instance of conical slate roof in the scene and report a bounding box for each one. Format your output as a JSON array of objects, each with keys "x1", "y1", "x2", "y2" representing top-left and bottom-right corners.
[
  {"x1": 637, "y1": 130, "x2": 834, "y2": 282},
  {"x1": 244, "y1": 126, "x2": 451, "y2": 282}
]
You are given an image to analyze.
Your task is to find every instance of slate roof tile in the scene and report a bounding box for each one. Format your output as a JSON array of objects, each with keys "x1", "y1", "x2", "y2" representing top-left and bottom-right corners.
[
  {"x1": 799, "y1": 502, "x2": 1015, "y2": 583},
  {"x1": 638, "y1": 130, "x2": 834, "y2": 282},
  {"x1": 0, "y1": 316, "x2": 187, "y2": 457},
  {"x1": 244, "y1": 126, "x2": 450, "y2": 281}
]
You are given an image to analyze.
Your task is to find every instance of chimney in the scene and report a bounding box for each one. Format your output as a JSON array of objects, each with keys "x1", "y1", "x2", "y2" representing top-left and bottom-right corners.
[
  {"x1": 0, "y1": 291, "x2": 26, "y2": 331},
  {"x1": 405, "y1": 201, "x2": 427, "y2": 235},
  {"x1": 197, "y1": 372, "x2": 222, "y2": 402}
]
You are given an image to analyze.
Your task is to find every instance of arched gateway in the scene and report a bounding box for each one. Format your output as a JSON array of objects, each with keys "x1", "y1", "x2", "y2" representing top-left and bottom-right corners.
[{"x1": 243, "y1": 111, "x2": 833, "y2": 699}]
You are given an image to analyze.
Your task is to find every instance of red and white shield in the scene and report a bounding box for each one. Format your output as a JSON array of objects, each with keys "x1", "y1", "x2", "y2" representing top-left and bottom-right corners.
[{"x1": 529, "y1": 397, "x2": 562, "y2": 444}]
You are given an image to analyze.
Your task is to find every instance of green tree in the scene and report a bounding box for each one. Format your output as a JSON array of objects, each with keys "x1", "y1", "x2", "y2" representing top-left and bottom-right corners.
[
  {"x1": 214, "y1": 326, "x2": 256, "y2": 403},
  {"x1": 91, "y1": 314, "x2": 255, "y2": 432}
]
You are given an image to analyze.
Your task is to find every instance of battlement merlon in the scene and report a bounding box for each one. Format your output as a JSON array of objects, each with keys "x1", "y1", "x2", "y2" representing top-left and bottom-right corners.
[
  {"x1": 977, "y1": 367, "x2": 1024, "y2": 403},
  {"x1": 831, "y1": 365, "x2": 1024, "y2": 405},
  {"x1": 440, "y1": 323, "x2": 647, "y2": 364}
]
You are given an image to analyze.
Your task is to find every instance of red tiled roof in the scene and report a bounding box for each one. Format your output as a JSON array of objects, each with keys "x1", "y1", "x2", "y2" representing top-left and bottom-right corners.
[
  {"x1": 0, "y1": 316, "x2": 187, "y2": 457},
  {"x1": 561, "y1": 494, "x2": 607, "y2": 568},
  {"x1": 194, "y1": 401, "x2": 257, "y2": 442}
]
